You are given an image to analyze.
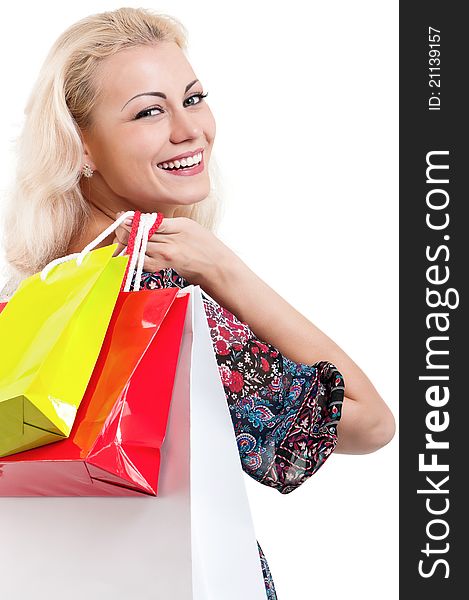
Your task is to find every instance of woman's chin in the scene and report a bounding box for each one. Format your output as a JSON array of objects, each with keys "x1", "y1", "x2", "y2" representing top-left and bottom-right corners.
[{"x1": 155, "y1": 177, "x2": 211, "y2": 201}]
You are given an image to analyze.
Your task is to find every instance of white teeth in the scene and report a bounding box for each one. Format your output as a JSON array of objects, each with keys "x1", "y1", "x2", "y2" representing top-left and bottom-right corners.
[{"x1": 157, "y1": 151, "x2": 202, "y2": 170}]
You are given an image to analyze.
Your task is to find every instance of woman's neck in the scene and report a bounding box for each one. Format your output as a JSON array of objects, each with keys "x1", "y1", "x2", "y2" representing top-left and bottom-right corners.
[{"x1": 67, "y1": 203, "x2": 119, "y2": 254}]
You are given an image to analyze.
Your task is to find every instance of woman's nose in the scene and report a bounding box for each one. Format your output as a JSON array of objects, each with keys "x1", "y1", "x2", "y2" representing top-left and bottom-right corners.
[{"x1": 169, "y1": 108, "x2": 202, "y2": 143}]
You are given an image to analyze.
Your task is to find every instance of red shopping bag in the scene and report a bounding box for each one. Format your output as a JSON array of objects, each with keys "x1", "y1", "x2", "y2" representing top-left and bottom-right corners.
[{"x1": 0, "y1": 286, "x2": 189, "y2": 496}]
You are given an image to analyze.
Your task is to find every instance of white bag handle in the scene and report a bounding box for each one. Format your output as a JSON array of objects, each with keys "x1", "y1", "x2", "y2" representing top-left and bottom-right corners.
[
  {"x1": 121, "y1": 212, "x2": 146, "y2": 292},
  {"x1": 77, "y1": 210, "x2": 138, "y2": 267},
  {"x1": 40, "y1": 210, "x2": 159, "y2": 292},
  {"x1": 40, "y1": 210, "x2": 136, "y2": 281},
  {"x1": 134, "y1": 213, "x2": 158, "y2": 290},
  {"x1": 40, "y1": 210, "x2": 215, "y2": 300},
  {"x1": 122, "y1": 212, "x2": 158, "y2": 292}
]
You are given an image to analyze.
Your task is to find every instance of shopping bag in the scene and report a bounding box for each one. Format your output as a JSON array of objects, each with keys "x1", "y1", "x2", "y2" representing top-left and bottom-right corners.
[
  {"x1": 0, "y1": 285, "x2": 267, "y2": 599},
  {"x1": 0, "y1": 286, "x2": 188, "y2": 496},
  {"x1": 0, "y1": 210, "x2": 161, "y2": 460},
  {"x1": 0, "y1": 244, "x2": 128, "y2": 458}
]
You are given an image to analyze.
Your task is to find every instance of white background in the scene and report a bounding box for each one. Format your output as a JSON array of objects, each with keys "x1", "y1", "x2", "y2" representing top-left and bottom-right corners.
[{"x1": 0, "y1": 2, "x2": 398, "y2": 598}]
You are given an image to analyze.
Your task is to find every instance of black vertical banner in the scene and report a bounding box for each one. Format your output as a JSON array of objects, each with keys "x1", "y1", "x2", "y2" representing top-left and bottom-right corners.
[{"x1": 400, "y1": 2, "x2": 465, "y2": 597}]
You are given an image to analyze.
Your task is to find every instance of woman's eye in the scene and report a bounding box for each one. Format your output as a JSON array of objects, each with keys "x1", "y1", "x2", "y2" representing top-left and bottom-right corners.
[
  {"x1": 133, "y1": 92, "x2": 208, "y2": 120},
  {"x1": 185, "y1": 91, "x2": 209, "y2": 106},
  {"x1": 134, "y1": 106, "x2": 162, "y2": 120}
]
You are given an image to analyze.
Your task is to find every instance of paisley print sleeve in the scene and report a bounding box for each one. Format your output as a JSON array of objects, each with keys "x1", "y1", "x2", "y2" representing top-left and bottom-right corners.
[{"x1": 202, "y1": 294, "x2": 345, "y2": 495}]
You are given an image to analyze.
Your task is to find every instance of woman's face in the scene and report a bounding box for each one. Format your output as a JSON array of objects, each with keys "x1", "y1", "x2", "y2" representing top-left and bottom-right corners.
[{"x1": 81, "y1": 42, "x2": 216, "y2": 216}]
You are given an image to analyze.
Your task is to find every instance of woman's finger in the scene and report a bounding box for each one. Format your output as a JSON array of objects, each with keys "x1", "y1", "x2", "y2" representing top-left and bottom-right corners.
[
  {"x1": 114, "y1": 224, "x2": 130, "y2": 245},
  {"x1": 148, "y1": 216, "x2": 182, "y2": 235},
  {"x1": 109, "y1": 223, "x2": 131, "y2": 256},
  {"x1": 111, "y1": 234, "x2": 126, "y2": 257},
  {"x1": 142, "y1": 253, "x2": 169, "y2": 273}
]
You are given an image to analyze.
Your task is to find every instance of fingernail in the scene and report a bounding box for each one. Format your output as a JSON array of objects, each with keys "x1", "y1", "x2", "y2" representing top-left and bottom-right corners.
[{"x1": 124, "y1": 218, "x2": 133, "y2": 226}]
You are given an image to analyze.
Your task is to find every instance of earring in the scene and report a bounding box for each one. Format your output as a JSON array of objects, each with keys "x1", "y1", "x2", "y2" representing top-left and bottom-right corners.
[{"x1": 82, "y1": 163, "x2": 94, "y2": 178}]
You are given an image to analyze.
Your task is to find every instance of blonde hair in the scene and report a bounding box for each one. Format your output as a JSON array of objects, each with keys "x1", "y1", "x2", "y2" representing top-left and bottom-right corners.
[{"x1": 1, "y1": 7, "x2": 224, "y2": 283}]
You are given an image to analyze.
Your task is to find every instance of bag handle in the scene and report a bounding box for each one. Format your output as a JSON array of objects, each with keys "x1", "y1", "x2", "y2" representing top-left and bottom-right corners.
[
  {"x1": 123, "y1": 212, "x2": 216, "y2": 301},
  {"x1": 40, "y1": 210, "x2": 135, "y2": 281},
  {"x1": 133, "y1": 213, "x2": 158, "y2": 291},
  {"x1": 40, "y1": 210, "x2": 163, "y2": 288},
  {"x1": 122, "y1": 212, "x2": 159, "y2": 292}
]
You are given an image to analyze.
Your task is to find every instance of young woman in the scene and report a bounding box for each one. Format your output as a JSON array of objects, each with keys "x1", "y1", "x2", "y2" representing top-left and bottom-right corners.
[{"x1": 0, "y1": 8, "x2": 395, "y2": 598}]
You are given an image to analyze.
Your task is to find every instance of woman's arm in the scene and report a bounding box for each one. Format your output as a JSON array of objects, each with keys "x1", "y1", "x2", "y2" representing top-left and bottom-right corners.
[{"x1": 199, "y1": 250, "x2": 396, "y2": 455}]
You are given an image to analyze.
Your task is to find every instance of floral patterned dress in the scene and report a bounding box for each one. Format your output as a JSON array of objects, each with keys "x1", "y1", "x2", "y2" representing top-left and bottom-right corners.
[{"x1": 132, "y1": 268, "x2": 346, "y2": 600}]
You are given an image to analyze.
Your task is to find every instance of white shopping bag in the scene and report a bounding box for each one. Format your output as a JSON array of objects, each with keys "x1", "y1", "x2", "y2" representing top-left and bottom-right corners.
[{"x1": 0, "y1": 285, "x2": 267, "y2": 600}]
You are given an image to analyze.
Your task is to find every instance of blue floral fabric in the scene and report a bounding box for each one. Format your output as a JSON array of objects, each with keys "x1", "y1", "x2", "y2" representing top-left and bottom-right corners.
[{"x1": 133, "y1": 268, "x2": 345, "y2": 600}]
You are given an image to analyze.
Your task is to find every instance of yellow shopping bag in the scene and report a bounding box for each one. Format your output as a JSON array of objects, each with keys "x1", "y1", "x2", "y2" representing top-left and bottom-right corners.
[{"x1": 0, "y1": 244, "x2": 128, "y2": 458}]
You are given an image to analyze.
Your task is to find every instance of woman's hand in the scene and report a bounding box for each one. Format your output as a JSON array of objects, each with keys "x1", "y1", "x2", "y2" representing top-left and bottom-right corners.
[{"x1": 112, "y1": 212, "x2": 232, "y2": 286}]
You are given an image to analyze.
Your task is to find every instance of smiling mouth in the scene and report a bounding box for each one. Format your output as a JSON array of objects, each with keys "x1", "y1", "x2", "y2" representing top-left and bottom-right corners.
[
  {"x1": 156, "y1": 150, "x2": 203, "y2": 171},
  {"x1": 154, "y1": 152, "x2": 205, "y2": 176}
]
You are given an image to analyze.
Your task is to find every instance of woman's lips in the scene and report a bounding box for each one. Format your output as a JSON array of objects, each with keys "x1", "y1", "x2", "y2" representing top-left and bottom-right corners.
[{"x1": 157, "y1": 154, "x2": 204, "y2": 177}]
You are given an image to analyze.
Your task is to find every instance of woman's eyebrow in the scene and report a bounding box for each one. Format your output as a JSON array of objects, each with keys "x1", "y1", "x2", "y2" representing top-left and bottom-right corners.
[{"x1": 121, "y1": 79, "x2": 199, "y2": 111}]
